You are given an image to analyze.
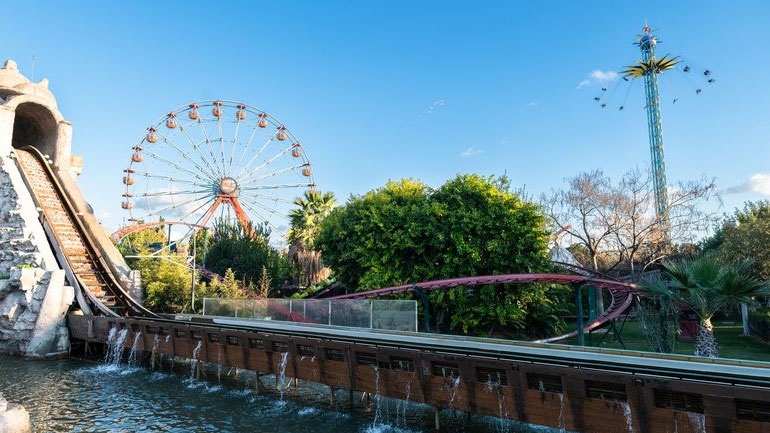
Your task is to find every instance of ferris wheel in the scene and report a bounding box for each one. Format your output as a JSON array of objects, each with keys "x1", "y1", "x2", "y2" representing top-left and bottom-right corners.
[{"x1": 121, "y1": 100, "x2": 315, "y2": 242}]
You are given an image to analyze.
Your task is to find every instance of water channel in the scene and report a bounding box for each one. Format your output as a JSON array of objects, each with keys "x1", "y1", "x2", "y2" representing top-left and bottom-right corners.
[{"x1": 0, "y1": 354, "x2": 562, "y2": 433}]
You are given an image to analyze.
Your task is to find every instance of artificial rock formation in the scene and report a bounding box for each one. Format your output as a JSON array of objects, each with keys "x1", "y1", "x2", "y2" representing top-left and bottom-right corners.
[
  {"x1": 0, "y1": 394, "x2": 31, "y2": 433},
  {"x1": 0, "y1": 152, "x2": 73, "y2": 357},
  {"x1": 0, "y1": 59, "x2": 77, "y2": 357},
  {"x1": 0, "y1": 58, "x2": 148, "y2": 357}
]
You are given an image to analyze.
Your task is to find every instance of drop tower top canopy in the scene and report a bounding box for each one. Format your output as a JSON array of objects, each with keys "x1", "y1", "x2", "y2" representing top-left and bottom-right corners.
[{"x1": 637, "y1": 24, "x2": 658, "y2": 51}]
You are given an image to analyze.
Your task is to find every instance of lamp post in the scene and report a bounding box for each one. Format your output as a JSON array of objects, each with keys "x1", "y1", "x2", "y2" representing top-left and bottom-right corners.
[{"x1": 190, "y1": 231, "x2": 196, "y2": 312}]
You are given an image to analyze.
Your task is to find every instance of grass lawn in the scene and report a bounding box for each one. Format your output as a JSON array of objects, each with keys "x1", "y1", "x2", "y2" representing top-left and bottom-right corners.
[{"x1": 564, "y1": 319, "x2": 770, "y2": 362}]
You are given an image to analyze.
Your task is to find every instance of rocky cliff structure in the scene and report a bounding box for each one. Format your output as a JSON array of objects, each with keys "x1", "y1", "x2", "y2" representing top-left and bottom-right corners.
[
  {"x1": 0, "y1": 59, "x2": 135, "y2": 357},
  {"x1": 0, "y1": 60, "x2": 73, "y2": 357}
]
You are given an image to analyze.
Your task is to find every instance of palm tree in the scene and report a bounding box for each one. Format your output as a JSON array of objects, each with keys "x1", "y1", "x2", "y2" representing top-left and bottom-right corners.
[
  {"x1": 287, "y1": 190, "x2": 337, "y2": 286},
  {"x1": 641, "y1": 256, "x2": 770, "y2": 357}
]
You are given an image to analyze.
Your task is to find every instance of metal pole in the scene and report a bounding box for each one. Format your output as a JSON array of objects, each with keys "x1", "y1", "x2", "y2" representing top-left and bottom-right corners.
[
  {"x1": 576, "y1": 285, "x2": 585, "y2": 346},
  {"x1": 191, "y1": 232, "x2": 196, "y2": 312}
]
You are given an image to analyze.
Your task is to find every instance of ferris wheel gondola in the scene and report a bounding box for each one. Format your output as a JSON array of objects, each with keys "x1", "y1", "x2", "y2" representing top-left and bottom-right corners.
[{"x1": 121, "y1": 100, "x2": 315, "y2": 243}]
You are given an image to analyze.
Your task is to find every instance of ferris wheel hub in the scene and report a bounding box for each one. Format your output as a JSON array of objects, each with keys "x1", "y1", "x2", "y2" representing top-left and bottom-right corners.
[{"x1": 219, "y1": 177, "x2": 239, "y2": 195}]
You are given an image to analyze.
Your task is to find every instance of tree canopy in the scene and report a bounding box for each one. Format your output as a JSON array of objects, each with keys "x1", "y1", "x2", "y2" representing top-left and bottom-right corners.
[
  {"x1": 640, "y1": 256, "x2": 770, "y2": 357},
  {"x1": 316, "y1": 174, "x2": 565, "y2": 337},
  {"x1": 701, "y1": 200, "x2": 770, "y2": 280},
  {"x1": 542, "y1": 168, "x2": 718, "y2": 278},
  {"x1": 287, "y1": 190, "x2": 337, "y2": 286},
  {"x1": 200, "y1": 218, "x2": 292, "y2": 292},
  {"x1": 117, "y1": 226, "x2": 201, "y2": 313}
]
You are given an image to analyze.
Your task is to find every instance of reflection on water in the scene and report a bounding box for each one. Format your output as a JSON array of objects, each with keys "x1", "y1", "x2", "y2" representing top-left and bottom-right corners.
[{"x1": 0, "y1": 354, "x2": 556, "y2": 433}]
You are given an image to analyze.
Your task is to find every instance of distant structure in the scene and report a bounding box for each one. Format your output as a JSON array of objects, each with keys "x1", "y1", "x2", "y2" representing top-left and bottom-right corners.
[{"x1": 622, "y1": 24, "x2": 679, "y2": 220}]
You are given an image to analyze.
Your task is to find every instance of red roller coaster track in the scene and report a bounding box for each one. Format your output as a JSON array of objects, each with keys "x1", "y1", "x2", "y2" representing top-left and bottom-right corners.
[
  {"x1": 328, "y1": 273, "x2": 641, "y2": 343},
  {"x1": 111, "y1": 221, "x2": 208, "y2": 243}
]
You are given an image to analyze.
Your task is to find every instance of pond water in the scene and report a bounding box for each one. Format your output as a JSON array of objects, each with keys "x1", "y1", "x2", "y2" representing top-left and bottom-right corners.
[{"x1": 0, "y1": 354, "x2": 560, "y2": 433}]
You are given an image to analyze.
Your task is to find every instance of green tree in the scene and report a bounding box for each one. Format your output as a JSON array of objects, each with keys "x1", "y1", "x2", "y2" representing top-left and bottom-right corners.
[
  {"x1": 316, "y1": 175, "x2": 563, "y2": 337},
  {"x1": 117, "y1": 226, "x2": 168, "y2": 267},
  {"x1": 317, "y1": 178, "x2": 437, "y2": 289},
  {"x1": 141, "y1": 256, "x2": 201, "y2": 313},
  {"x1": 702, "y1": 201, "x2": 770, "y2": 280},
  {"x1": 257, "y1": 266, "x2": 272, "y2": 298},
  {"x1": 641, "y1": 256, "x2": 770, "y2": 357},
  {"x1": 207, "y1": 268, "x2": 245, "y2": 299},
  {"x1": 203, "y1": 218, "x2": 291, "y2": 291},
  {"x1": 287, "y1": 190, "x2": 337, "y2": 286},
  {"x1": 117, "y1": 226, "x2": 201, "y2": 313}
]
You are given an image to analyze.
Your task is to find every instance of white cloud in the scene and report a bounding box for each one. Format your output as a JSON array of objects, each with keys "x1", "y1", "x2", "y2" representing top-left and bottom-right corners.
[
  {"x1": 576, "y1": 79, "x2": 591, "y2": 89},
  {"x1": 591, "y1": 70, "x2": 619, "y2": 82},
  {"x1": 460, "y1": 147, "x2": 483, "y2": 157},
  {"x1": 527, "y1": 101, "x2": 537, "y2": 107},
  {"x1": 577, "y1": 69, "x2": 619, "y2": 89},
  {"x1": 427, "y1": 99, "x2": 445, "y2": 114},
  {"x1": 725, "y1": 173, "x2": 770, "y2": 196}
]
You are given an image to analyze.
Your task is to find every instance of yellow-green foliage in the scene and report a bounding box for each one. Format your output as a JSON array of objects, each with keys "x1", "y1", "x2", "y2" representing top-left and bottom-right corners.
[{"x1": 142, "y1": 256, "x2": 199, "y2": 313}]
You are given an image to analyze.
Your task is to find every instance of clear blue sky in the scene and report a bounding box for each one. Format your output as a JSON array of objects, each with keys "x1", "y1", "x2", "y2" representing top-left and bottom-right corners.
[{"x1": 3, "y1": 1, "x2": 769, "y2": 233}]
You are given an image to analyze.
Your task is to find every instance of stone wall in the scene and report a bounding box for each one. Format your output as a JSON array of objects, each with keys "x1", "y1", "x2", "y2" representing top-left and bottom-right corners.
[{"x1": 0, "y1": 154, "x2": 73, "y2": 357}]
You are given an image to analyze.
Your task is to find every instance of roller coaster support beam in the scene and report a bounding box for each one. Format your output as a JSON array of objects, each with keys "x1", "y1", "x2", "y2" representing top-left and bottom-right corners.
[
  {"x1": 587, "y1": 285, "x2": 597, "y2": 322},
  {"x1": 576, "y1": 285, "x2": 585, "y2": 346}
]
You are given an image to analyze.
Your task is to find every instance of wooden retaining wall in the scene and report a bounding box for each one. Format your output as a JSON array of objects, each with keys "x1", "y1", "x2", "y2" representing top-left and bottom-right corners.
[{"x1": 68, "y1": 314, "x2": 770, "y2": 433}]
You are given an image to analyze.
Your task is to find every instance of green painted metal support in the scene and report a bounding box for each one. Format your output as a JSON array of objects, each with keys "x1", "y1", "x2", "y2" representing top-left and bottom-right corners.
[
  {"x1": 576, "y1": 285, "x2": 585, "y2": 346},
  {"x1": 587, "y1": 285, "x2": 597, "y2": 322}
]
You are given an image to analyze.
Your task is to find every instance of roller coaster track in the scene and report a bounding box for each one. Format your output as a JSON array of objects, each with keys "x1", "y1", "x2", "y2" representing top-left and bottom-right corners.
[
  {"x1": 328, "y1": 273, "x2": 641, "y2": 300},
  {"x1": 536, "y1": 261, "x2": 637, "y2": 343},
  {"x1": 14, "y1": 146, "x2": 157, "y2": 318},
  {"x1": 328, "y1": 271, "x2": 640, "y2": 343}
]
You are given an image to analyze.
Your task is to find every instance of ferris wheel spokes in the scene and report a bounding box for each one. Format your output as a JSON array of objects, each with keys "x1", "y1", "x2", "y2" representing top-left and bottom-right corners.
[
  {"x1": 133, "y1": 171, "x2": 208, "y2": 187},
  {"x1": 134, "y1": 187, "x2": 212, "y2": 198},
  {"x1": 134, "y1": 191, "x2": 214, "y2": 222},
  {"x1": 238, "y1": 199, "x2": 289, "y2": 234},
  {"x1": 240, "y1": 181, "x2": 314, "y2": 191},
  {"x1": 175, "y1": 124, "x2": 226, "y2": 180},
  {"x1": 194, "y1": 114, "x2": 223, "y2": 177},
  {"x1": 235, "y1": 136, "x2": 277, "y2": 180},
  {"x1": 122, "y1": 100, "x2": 315, "y2": 245},
  {"x1": 234, "y1": 123, "x2": 262, "y2": 174},
  {"x1": 156, "y1": 128, "x2": 223, "y2": 182},
  {"x1": 142, "y1": 137, "x2": 217, "y2": 185},
  {"x1": 239, "y1": 146, "x2": 295, "y2": 183},
  {"x1": 244, "y1": 162, "x2": 312, "y2": 184}
]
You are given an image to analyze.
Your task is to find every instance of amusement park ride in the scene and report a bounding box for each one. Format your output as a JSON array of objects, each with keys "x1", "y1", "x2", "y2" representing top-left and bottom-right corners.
[
  {"x1": 115, "y1": 100, "x2": 315, "y2": 244},
  {"x1": 595, "y1": 24, "x2": 715, "y2": 222}
]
